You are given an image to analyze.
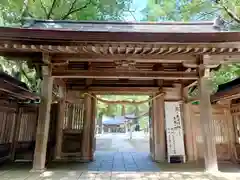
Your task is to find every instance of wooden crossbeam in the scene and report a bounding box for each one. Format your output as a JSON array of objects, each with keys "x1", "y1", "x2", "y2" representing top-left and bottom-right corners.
[
  {"x1": 70, "y1": 87, "x2": 160, "y2": 94},
  {"x1": 184, "y1": 80, "x2": 198, "y2": 89},
  {"x1": 208, "y1": 55, "x2": 240, "y2": 64},
  {"x1": 52, "y1": 54, "x2": 196, "y2": 63},
  {"x1": 52, "y1": 70, "x2": 198, "y2": 80}
]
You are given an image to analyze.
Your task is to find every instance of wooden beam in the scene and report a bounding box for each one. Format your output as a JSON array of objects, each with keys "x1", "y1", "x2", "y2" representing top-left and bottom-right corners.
[
  {"x1": 52, "y1": 70, "x2": 198, "y2": 80},
  {"x1": 184, "y1": 80, "x2": 197, "y2": 89},
  {"x1": 208, "y1": 55, "x2": 240, "y2": 64},
  {"x1": 52, "y1": 54, "x2": 196, "y2": 63},
  {"x1": 71, "y1": 87, "x2": 160, "y2": 94}
]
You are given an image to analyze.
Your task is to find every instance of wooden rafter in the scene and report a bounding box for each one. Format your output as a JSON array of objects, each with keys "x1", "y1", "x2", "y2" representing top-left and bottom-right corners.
[{"x1": 1, "y1": 43, "x2": 240, "y2": 56}]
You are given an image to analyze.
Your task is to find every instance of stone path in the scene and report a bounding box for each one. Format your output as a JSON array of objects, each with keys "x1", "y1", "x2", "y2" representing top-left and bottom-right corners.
[
  {"x1": 0, "y1": 133, "x2": 239, "y2": 179},
  {"x1": 91, "y1": 151, "x2": 160, "y2": 172},
  {"x1": 0, "y1": 152, "x2": 238, "y2": 179},
  {"x1": 96, "y1": 132, "x2": 149, "y2": 152}
]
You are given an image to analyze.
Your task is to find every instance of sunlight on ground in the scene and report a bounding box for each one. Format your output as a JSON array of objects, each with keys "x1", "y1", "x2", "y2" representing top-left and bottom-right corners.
[
  {"x1": 38, "y1": 170, "x2": 240, "y2": 180},
  {"x1": 1, "y1": 133, "x2": 239, "y2": 179}
]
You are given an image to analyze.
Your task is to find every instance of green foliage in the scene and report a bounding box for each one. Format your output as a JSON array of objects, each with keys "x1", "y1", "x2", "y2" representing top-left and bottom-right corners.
[
  {"x1": 141, "y1": 0, "x2": 216, "y2": 22},
  {"x1": 0, "y1": 57, "x2": 40, "y2": 92},
  {"x1": 212, "y1": 64, "x2": 240, "y2": 91},
  {"x1": 96, "y1": 95, "x2": 149, "y2": 120},
  {"x1": 142, "y1": 0, "x2": 240, "y2": 29},
  {"x1": 0, "y1": 0, "x2": 133, "y2": 26}
]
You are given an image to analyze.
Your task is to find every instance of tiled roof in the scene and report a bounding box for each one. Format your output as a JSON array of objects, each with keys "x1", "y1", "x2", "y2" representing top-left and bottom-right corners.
[
  {"x1": 102, "y1": 114, "x2": 134, "y2": 125},
  {"x1": 25, "y1": 19, "x2": 221, "y2": 33}
]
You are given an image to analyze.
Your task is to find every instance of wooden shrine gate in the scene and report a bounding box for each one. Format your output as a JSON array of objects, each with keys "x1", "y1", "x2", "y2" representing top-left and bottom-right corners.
[{"x1": 2, "y1": 20, "x2": 240, "y2": 172}]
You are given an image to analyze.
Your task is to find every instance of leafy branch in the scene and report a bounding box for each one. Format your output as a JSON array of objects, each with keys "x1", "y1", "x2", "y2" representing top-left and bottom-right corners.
[
  {"x1": 39, "y1": 0, "x2": 48, "y2": 18},
  {"x1": 47, "y1": 0, "x2": 57, "y2": 19},
  {"x1": 61, "y1": 0, "x2": 93, "y2": 20},
  {"x1": 213, "y1": 0, "x2": 240, "y2": 23}
]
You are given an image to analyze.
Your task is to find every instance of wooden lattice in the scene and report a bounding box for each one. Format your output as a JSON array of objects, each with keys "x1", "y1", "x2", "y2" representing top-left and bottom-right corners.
[{"x1": 63, "y1": 102, "x2": 84, "y2": 130}]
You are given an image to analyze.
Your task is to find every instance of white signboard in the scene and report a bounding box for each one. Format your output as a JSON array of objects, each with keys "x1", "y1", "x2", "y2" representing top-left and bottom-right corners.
[{"x1": 165, "y1": 102, "x2": 185, "y2": 163}]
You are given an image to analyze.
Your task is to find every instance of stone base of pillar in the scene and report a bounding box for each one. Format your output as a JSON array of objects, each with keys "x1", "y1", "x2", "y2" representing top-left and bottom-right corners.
[
  {"x1": 30, "y1": 168, "x2": 46, "y2": 173},
  {"x1": 205, "y1": 163, "x2": 219, "y2": 173}
]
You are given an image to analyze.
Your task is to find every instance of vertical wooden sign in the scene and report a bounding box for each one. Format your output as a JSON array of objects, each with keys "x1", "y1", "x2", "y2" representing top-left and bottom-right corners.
[{"x1": 165, "y1": 102, "x2": 186, "y2": 163}]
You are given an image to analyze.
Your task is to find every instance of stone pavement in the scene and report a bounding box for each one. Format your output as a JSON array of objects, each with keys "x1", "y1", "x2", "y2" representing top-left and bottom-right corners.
[
  {"x1": 0, "y1": 133, "x2": 239, "y2": 179},
  {"x1": 0, "y1": 152, "x2": 239, "y2": 179}
]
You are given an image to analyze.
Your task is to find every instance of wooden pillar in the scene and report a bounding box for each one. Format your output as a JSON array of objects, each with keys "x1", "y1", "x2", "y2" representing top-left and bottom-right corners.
[
  {"x1": 55, "y1": 87, "x2": 66, "y2": 159},
  {"x1": 32, "y1": 65, "x2": 53, "y2": 172},
  {"x1": 91, "y1": 95, "x2": 97, "y2": 154},
  {"x1": 182, "y1": 88, "x2": 197, "y2": 161},
  {"x1": 81, "y1": 93, "x2": 92, "y2": 161},
  {"x1": 199, "y1": 64, "x2": 218, "y2": 172},
  {"x1": 152, "y1": 93, "x2": 165, "y2": 162},
  {"x1": 11, "y1": 106, "x2": 22, "y2": 161},
  {"x1": 225, "y1": 103, "x2": 236, "y2": 162}
]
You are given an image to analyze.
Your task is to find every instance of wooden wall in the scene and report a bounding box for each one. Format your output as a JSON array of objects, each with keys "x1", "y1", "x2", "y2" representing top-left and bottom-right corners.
[
  {"x1": 0, "y1": 101, "x2": 38, "y2": 162},
  {"x1": 185, "y1": 104, "x2": 234, "y2": 162},
  {"x1": 230, "y1": 102, "x2": 240, "y2": 161},
  {"x1": 14, "y1": 105, "x2": 38, "y2": 161},
  {"x1": 0, "y1": 101, "x2": 17, "y2": 161}
]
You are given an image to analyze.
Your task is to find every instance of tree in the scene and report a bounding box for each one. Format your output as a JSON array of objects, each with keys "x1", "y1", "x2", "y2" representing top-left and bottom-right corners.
[
  {"x1": 0, "y1": 57, "x2": 40, "y2": 92},
  {"x1": 0, "y1": 0, "x2": 133, "y2": 26},
  {"x1": 142, "y1": 0, "x2": 240, "y2": 29}
]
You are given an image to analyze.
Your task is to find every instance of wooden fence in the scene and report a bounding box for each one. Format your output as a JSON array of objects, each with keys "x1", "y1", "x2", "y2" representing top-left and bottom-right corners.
[
  {"x1": 231, "y1": 102, "x2": 240, "y2": 160},
  {"x1": 190, "y1": 104, "x2": 233, "y2": 161},
  {"x1": 0, "y1": 101, "x2": 38, "y2": 162}
]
